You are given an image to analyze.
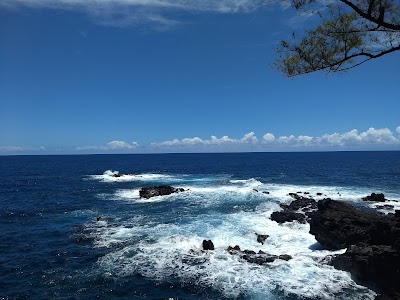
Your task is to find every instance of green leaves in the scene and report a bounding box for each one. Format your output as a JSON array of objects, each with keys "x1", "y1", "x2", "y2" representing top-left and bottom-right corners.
[{"x1": 276, "y1": 0, "x2": 400, "y2": 76}]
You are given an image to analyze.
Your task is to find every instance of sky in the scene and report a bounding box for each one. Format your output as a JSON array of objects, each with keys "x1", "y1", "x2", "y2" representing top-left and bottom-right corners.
[{"x1": 0, "y1": 0, "x2": 399, "y2": 154}]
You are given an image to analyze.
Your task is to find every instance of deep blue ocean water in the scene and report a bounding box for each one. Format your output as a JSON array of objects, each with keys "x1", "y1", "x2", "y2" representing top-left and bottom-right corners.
[{"x1": 1, "y1": 152, "x2": 400, "y2": 300}]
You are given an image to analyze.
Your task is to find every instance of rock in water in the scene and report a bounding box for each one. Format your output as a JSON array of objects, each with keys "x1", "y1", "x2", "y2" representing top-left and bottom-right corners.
[
  {"x1": 308, "y1": 198, "x2": 400, "y2": 295},
  {"x1": 139, "y1": 185, "x2": 184, "y2": 199},
  {"x1": 226, "y1": 245, "x2": 291, "y2": 265},
  {"x1": 362, "y1": 192, "x2": 386, "y2": 202},
  {"x1": 111, "y1": 173, "x2": 123, "y2": 178},
  {"x1": 331, "y1": 243, "x2": 400, "y2": 293},
  {"x1": 285, "y1": 195, "x2": 317, "y2": 211},
  {"x1": 270, "y1": 194, "x2": 317, "y2": 224},
  {"x1": 278, "y1": 254, "x2": 292, "y2": 261},
  {"x1": 255, "y1": 233, "x2": 269, "y2": 245},
  {"x1": 270, "y1": 211, "x2": 306, "y2": 224},
  {"x1": 309, "y1": 198, "x2": 400, "y2": 249},
  {"x1": 202, "y1": 240, "x2": 214, "y2": 250}
]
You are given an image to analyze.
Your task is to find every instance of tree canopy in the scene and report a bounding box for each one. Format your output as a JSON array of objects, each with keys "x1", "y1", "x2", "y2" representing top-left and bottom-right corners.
[{"x1": 275, "y1": 0, "x2": 400, "y2": 76}]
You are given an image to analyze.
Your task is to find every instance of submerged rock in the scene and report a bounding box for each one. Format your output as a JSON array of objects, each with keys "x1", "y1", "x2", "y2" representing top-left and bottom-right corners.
[
  {"x1": 111, "y1": 173, "x2": 124, "y2": 178},
  {"x1": 278, "y1": 254, "x2": 292, "y2": 261},
  {"x1": 139, "y1": 185, "x2": 185, "y2": 199},
  {"x1": 362, "y1": 193, "x2": 386, "y2": 202},
  {"x1": 376, "y1": 204, "x2": 395, "y2": 210}
]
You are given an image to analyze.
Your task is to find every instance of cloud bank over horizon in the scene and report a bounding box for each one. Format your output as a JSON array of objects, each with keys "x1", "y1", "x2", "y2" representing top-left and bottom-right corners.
[
  {"x1": 148, "y1": 127, "x2": 400, "y2": 152},
  {"x1": 1, "y1": 126, "x2": 400, "y2": 154}
]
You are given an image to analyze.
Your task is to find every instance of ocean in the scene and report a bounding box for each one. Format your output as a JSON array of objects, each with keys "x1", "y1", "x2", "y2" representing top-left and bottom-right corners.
[{"x1": 1, "y1": 152, "x2": 400, "y2": 300}]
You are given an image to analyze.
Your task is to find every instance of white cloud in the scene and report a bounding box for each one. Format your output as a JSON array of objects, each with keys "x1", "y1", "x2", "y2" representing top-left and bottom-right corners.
[
  {"x1": 317, "y1": 128, "x2": 398, "y2": 146},
  {"x1": 105, "y1": 140, "x2": 139, "y2": 150},
  {"x1": 262, "y1": 133, "x2": 275, "y2": 143},
  {"x1": 241, "y1": 132, "x2": 258, "y2": 143},
  {"x1": 0, "y1": 145, "x2": 49, "y2": 153},
  {"x1": 0, "y1": 0, "x2": 259, "y2": 12},
  {"x1": 277, "y1": 135, "x2": 297, "y2": 144},
  {"x1": 77, "y1": 140, "x2": 139, "y2": 151},
  {"x1": 0, "y1": 146, "x2": 23, "y2": 152},
  {"x1": 151, "y1": 127, "x2": 400, "y2": 152},
  {"x1": 9, "y1": 126, "x2": 399, "y2": 154},
  {"x1": 1, "y1": 0, "x2": 261, "y2": 28},
  {"x1": 153, "y1": 132, "x2": 258, "y2": 149}
]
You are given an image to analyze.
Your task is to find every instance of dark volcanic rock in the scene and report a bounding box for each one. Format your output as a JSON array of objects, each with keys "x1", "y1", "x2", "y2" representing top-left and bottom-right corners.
[
  {"x1": 255, "y1": 233, "x2": 269, "y2": 245},
  {"x1": 139, "y1": 185, "x2": 185, "y2": 199},
  {"x1": 376, "y1": 204, "x2": 395, "y2": 210},
  {"x1": 202, "y1": 240, "x2": 214, "y2": 250},
  {"x1": 271, "y1": 194, "x2": 316, "y2": 224},
  {"x1": 309, "y1": 199, "x2": 400, "y2": 250},
  {"x1": 278, "y1": 254, "x2": 293, "y2": 261},
  {"x1": 271, "y1": 211, "x2": 306, "y2": 224},
  {"x1": 226, "y1": 245, "x2": 291, "y2": 265},
  {"x1": 111, "y1": 173, "x2": 123, "y2": 177},
  {"x1": 286, "y1": 196, "x2": 317, "y2": 211},
  {"x1": 227, "y1": 245, "x2": 241, "y2": 252},
  {"x1": 375, "y1": 291, "x2": 400, "y2": 300},
  {"x1": 331, "y1": 243, "x2": 400, "y2": 293},
  {"x1": 362, "y1": 193, "x2": 386, "y2": 202},
  {"x1": 309, "y1": 198, "x2": 400, "y2": 295}
]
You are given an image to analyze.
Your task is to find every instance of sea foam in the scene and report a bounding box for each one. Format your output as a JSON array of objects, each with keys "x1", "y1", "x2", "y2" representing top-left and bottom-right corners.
[{"x1": 87, "y1": 172, "x2": 394, "y2": 298}]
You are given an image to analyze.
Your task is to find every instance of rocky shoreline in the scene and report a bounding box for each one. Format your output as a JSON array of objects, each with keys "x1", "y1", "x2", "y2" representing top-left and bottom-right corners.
[
  {"x1": 309, "y1": 198, "x2": 400, "y2": 298},
  {"x1": 269, "y1": 193, "x2": 400, "y2": 299},
  {"x1": 140, "y1": 186, "x2": 399, "y2": 299}
]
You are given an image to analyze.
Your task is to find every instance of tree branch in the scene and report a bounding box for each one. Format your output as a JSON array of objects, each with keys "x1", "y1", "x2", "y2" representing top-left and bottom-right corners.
[{"x1": 340, "y1": 0, "x2": 400, "y2": 30}]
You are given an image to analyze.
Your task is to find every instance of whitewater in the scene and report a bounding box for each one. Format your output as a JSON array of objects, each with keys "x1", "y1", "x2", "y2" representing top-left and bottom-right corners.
[{"x1": 1, "y1": 152, "x2": 399, "y2": 299}]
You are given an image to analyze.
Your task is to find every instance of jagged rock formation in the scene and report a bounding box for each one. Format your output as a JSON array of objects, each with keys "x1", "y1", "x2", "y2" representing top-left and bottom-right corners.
[
  {"x1": 308, "y1": 198, "x2": 400, "y2": 295},
  {"x1": 202, "y1": 240, "x2": 215, "y2": 250},
  {"x1": 139, "y1": 185, "x2": 185, "y2": 199},
  {"x1": 270, "y1": 193, "x2": 317, "y2": 224},
  {"x1": 226, "y1": 245, "x2": 292, "y2": 265},
  {"x1": 362, "y1": 193, "x2": 387, "y2": 202}
]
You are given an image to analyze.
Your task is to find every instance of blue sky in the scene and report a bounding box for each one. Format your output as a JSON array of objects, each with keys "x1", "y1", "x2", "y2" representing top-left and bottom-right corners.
[{"x1": 0, "y1": 0, "x2": 399, "y2": 154}]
